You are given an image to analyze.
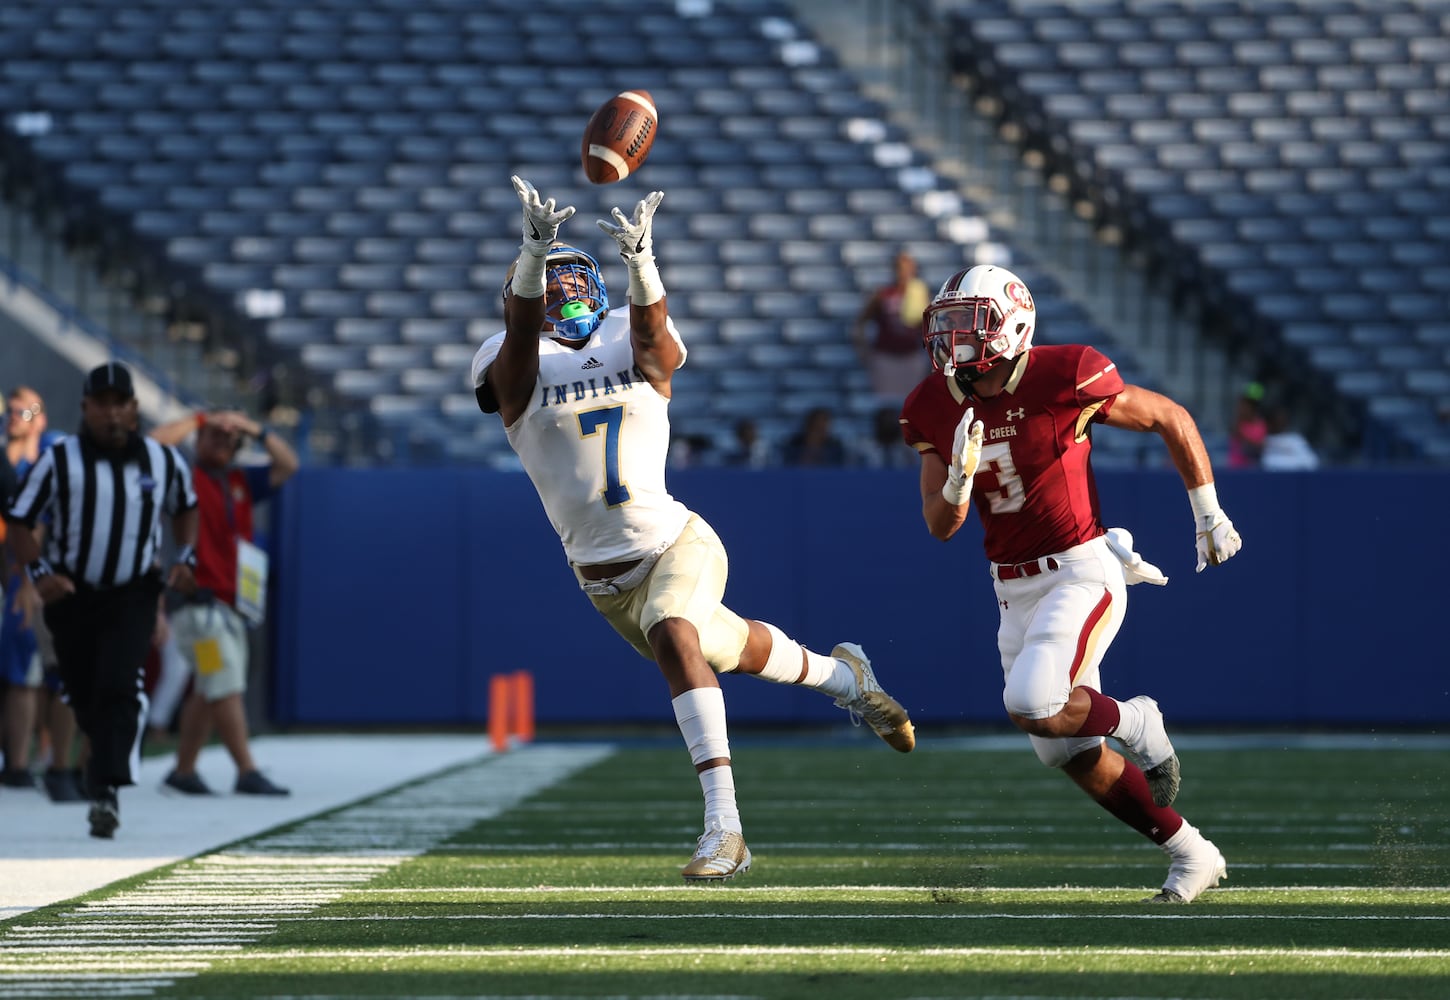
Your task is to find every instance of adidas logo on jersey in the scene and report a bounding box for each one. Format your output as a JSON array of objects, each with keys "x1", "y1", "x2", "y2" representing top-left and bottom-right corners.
[{"x1": 581, "y1": 356, "x2": 603, "y2": 369}]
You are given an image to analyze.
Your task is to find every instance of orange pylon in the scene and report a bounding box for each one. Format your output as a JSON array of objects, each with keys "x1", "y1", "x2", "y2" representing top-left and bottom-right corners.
[{"x1": 489, "y1": 670, "x2": 536, "y2": 752}]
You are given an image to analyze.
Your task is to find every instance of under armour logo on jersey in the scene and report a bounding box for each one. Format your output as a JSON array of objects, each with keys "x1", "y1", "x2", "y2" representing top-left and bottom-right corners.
[
  {"x1": 1005, "y1": 407, "x2": 1026, "y2": 420},
  {"x1": 581, "y1": 356, "x2": 603, "y2": 370}
]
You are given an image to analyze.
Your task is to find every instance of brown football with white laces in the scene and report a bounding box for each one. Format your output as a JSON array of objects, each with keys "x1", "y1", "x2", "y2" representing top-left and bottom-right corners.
[{"x1": 581, "y1": 90, "x2": 658, "y2": 184}]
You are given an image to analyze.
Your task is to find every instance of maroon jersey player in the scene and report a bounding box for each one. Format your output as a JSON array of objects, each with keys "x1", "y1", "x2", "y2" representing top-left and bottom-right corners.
[{"x1": 900, "y1": 264, "x2": 1243, "y2": 903}]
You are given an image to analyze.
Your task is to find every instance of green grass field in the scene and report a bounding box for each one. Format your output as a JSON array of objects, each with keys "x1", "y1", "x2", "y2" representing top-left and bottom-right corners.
[{"x1": 3, "y1": 733, "x2": 1448, "y2": 999}]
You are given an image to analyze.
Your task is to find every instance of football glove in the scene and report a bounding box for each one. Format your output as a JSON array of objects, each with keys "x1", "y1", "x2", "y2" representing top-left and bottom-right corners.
[
  {"x1": 941, "y1": 406, "x2": 984, "y2": 506},
  {"x1": 1195, "y1": 512, "x2": 1242, "y2": 573},
  {"x1": 511, "y1": 175, "x2": 575, "y2": 256},
  {"x1": 599, "y1": 191, "x2": 666, "y2": 305},
  {"x1": 598, "y1": 190, "x2": 663, "y2": 261}
]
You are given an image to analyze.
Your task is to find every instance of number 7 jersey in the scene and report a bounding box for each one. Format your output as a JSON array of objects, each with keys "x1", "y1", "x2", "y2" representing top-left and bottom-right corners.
[
  {"x1": 472, "y1": 312, "x2": 690, "y2": 565},
  {"x1": 900, "y1": 344, "x2": 1125, "y2": 565}
]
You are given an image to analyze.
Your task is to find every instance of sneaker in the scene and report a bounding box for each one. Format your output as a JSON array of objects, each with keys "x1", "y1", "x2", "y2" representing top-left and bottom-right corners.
[
  {"x1": 0, "y1": 768, "x2": 39, "y2": 789},
  {"x1": 1120, "y1": 695, "x2": 1180, "y2": 808},
  {"x1": 43, "y1": 768, "x2": 85, "y2": 803},
  {"x1": 681, "y1": 821, "x2": 751, "y2": 882},
  {"x1": 235, "y1": 770, "x2": 290, "y2": 796},
  {"x1": 831, "y1": 643, "x2": 916, "y2": 753},
  {"x1": 88, "y1": 789, "x2": 120, "y2": 840},
  {"x1": 1146, "y1": 834, "x2": 1227, "y2": 904},
  {"x1": 163, "y1": 770, "x2": 215, "y2": 796}
]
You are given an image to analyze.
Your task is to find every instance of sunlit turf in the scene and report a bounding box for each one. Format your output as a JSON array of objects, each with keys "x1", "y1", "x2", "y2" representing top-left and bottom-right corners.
[{"x1": 9, "y1": 737, "x2": 1450, "y2": 999}]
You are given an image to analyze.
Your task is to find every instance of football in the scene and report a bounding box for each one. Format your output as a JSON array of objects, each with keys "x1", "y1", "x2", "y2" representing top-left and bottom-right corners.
[{"x1": 581, "y1": 90, "x2": 658, "y2": 184}]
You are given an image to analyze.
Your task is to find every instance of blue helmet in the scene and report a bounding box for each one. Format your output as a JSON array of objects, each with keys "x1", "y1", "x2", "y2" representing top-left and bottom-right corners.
[
  {"x1": 502, "y1": 243, "x2": 610, "y2": 342},
  {"x1": 544, "y1": 244, "x2": 609, "y2": 341}
]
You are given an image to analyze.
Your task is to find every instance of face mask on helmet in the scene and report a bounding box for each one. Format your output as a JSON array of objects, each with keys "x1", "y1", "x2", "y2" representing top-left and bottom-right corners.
[
  {"x1": 499, "y1": 243, "x2": 610, "y2": 342},
  {"x1": 544, "y1": 247, "x2": 609, "y2": 341},
  {"x1": 922, "y1": 266, "x2": 1036, "y2": 382}
]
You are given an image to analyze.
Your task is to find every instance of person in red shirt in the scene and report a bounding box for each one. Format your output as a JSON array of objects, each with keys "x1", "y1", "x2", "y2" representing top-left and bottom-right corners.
[
  {"x1": 900, "y1": 264, "x2": 1243, "y2": 904},
  {"x1": 852, "y1": 249, "x2": 932, "y2": 406},
  {"x1": 149, "y1": 410, "x2": 299, "y2": 796}
]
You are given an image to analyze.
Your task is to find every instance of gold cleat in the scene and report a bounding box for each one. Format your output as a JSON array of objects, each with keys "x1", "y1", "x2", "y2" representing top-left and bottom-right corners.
[
  {"x1": 831, "y1": 642, "x2": 916, "y2": 753},
  {"x1": 682, "y1": 822, "x2": 752, "y2": 882}
]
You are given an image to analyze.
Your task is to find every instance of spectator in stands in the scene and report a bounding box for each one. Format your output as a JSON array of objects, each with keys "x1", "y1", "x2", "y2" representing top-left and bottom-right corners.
[
  {"x1": 1260, "y1": 404, "x2": 1319, "y2": 471},
  {"x1": 667, "y1": 432, "x2": 715, "y2": 469},
  {"x1": 471, "y1": 177, "x2": 915, "y2": 882},
  {"x1": 857, "y1": 405, "x2": 916, "y2": 469},
  {"x1": 1228, "y1": 382, "x2": 1267, "y2": 468},
  {"x1": 149, "y1": 409, "x2": 298, "y2": 797},
  {"x1": 1, "y1": 386, "x2": 82, "y2": 800},
  {"x1": 781, "y1": 406, "x2": 848, "y2": 467},
  {"x1": 899, "y1": 264, "x2": 1239, "y2": 904},
  {"x1": 852, "y1": 249, "x2": 932, "y2": 406},
  {"x1": 721, "y1": 418, "x2": 772, "y2": 468}
]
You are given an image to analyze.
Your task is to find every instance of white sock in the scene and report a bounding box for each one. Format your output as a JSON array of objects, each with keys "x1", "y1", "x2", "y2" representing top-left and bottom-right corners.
[
  {"x1": 755, "y1": 623, "x2": 854, "y2": 698},
  {"x1": 1161, "y1": 820, "x2": 1201, "y2": 857},
  {"x1": 802, "y1": 649, "x2": 854, "y2": 699},
  {"x1": 1112, "y1": 696, "x2": 1146, "y2": 744},
  {"x1": 671, "y1": 688, "x2": 740, "y2": 832},
  {"x1": 698, "y1": 765, "x2": 741, "y2": 833}
]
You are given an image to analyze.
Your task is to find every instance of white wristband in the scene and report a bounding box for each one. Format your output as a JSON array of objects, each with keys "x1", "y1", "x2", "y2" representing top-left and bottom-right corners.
[
  {"x1": 510, "y1": 250, "x2": 547, "y2": 299},
  {"x1": 1187, "y1": 482, "x2": 1220, "y2": 520},
  {"x1": 625, "y1": 253, "x2": 665, "y2": 306}
]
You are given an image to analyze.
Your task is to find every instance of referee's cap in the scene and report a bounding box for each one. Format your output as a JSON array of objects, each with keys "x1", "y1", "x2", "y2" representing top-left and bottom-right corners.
[{"x1": 82, "y1": 362, "x2": 135, "y2": 400}]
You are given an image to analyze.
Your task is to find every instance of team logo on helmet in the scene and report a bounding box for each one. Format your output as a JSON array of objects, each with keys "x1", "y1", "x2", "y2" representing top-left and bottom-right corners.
[{"x1": 1004, "y1": 281, "x2": 1034, "y2": 312}]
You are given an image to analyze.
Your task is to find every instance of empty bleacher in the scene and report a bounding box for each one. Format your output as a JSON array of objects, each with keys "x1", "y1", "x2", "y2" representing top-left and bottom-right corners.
[
  {"x1": 0, "y1": 0, "x2": 1157, "y2": 467},
  {"x1": 946, "y1": 0, "x2": 1450, "y2": 463}
]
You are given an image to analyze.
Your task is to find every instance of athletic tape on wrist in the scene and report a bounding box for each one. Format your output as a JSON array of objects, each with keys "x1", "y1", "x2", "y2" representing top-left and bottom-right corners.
[
  {"x1": 511, "y1": 248, "x2": 547, "y2": 298},
  {"x1": 626, "y1": 253, "x2": 664, "y2": 306},
  {"x1": 1187, "y1": 482, "x2": 1220, "y2": 521}
]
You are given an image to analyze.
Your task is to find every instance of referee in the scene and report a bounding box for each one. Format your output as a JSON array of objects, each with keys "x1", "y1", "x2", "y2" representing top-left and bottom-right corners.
[{"x1": 4, "y1": 363, "x2": 199, "y2": 839}]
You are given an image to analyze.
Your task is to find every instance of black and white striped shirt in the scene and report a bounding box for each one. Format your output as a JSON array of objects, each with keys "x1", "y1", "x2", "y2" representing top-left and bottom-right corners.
[{"x1": 5, "y1": 433, "x2": 197, "y2": 589}]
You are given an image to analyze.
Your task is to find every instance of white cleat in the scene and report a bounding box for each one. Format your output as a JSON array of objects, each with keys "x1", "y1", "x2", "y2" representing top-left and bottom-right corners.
[
  {"x1": 1147, "y1": 833, "x2": 1227, "y2": 903},
  {"x1": 831, "y1": 643, "x2": 916, "y2": 753},
  {"x1": 681, "y1": 821, "x2": 752, "y2": 883},
  {"x1": 1121, "y1": 695, "x2": 1180, "y2": 808}
]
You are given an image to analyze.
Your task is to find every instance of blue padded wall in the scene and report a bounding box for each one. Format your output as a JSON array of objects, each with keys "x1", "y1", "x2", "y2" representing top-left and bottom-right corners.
[{"x1": 272, "y1": 466, "x2": 1450, "y2": 728}]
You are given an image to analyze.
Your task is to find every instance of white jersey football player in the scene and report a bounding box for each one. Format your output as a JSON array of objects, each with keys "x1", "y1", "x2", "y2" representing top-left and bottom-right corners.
[{"x1": 471, "y1": 176, "x2": 916, "y2": 882}]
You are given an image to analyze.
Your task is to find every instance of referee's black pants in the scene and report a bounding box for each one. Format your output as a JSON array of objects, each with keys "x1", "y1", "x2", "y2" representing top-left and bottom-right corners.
[{"x1": 45, "y1": 575, "x2": 161, "y2": 797}]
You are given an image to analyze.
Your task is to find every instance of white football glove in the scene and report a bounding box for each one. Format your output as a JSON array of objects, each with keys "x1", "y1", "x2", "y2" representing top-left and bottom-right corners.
[
  {"x1": 1104, "y1": 527, "x2": 1168, "y2": 586},
  {"x1": 511, "y1": 175, "x2": 575, "y2": 256},
  {"x1": 1187, "y1": 482, "x2": 1242, "y2": 572},
  {"x1": 598, "y1": 190, "x2": 663, "y2": 260},
  {"x1": 941, "y1": 407, "x2": 984, "y2": 506},
  {"x1": 1195, "y1": 512, "x2": 1242, "y2": 573}
]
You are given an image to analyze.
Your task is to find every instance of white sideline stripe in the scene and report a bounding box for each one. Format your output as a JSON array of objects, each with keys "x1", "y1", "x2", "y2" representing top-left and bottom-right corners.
[
  {"x1": 3, "y1": 944, "x2": 1444, "y2": 969},
  {"x1": 280, "y1": 911, "x2": 1450, "y2": 923},
  {"x1": 0, "y1": 744, "x2": 615, "y2": 999},
  {"x1": 340, "y1": 883, "x2": 1450, "y2": 894},
  {"x1": 1, "y1": 734, "x2": 489, "y2": 920}
]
